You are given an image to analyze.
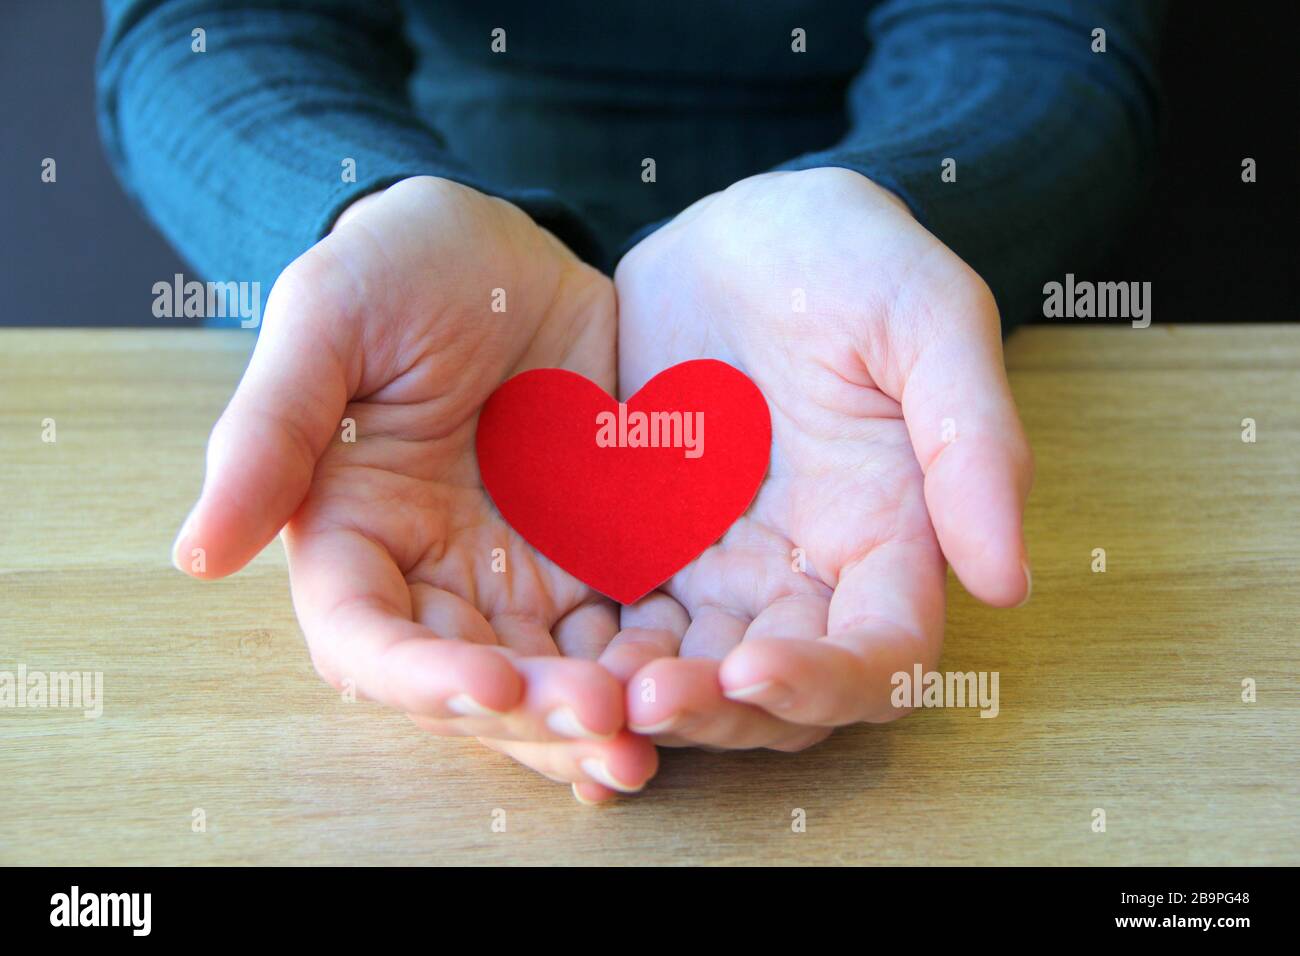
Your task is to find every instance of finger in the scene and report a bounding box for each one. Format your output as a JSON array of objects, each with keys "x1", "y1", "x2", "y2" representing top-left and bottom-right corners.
[
  {"x1": 600, "y1": 591, "x2": 688, "y2": 683},
  {"x1": 741, "y1": 592, "x2": 829, "y2": 643},
  {"x1": 627, "y1": 657, "x2": 810, "y2": 748},
  {"x1": 553, "y1": 600, "x2": 620, "y2": 660},
  {"x1": 762, "y1": 726, "x2": 835, "y2": 753},
  {"x1": 285, "y1": 523, "x2": 523, "y2": 717},
  {"x1": 410, "y1": 654, "x2": 625, "y2": 741},
  {"x1": 410, "y1": 583, "x2": 499, "y2": 645},
  {"x1": 678, "y1": 604, "x2": 751, "y2": 659},
  {"x1": 477, "y1": 731, "x2": 658, "y2": 794},
  {"x1": 490, "y1": 612, "x2": 559, "y2": 656},
  {"x1": 572, "y1": 781, "x2": 619, "y2": 805},
  {"x1": 173, "y1": 253, "x2": 360, "y2": 579},
  {"x1": 718, "y1": 534, "x2": 946, "y2": 725},
  {"x1": 514, "y1": 656, "x2": 625, "y2": 739},
  {"x1": 898, "y1": 280, "x2": 1033, "y2": 607},
  {"x1": 649, "y1": 727, "x2": 832, "y2": 752}
]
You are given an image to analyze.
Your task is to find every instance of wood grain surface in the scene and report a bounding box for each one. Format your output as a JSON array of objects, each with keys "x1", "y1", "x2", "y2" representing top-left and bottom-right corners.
[{"x1": 1, "y1": 325, "x2": 1296, "y2": 866}]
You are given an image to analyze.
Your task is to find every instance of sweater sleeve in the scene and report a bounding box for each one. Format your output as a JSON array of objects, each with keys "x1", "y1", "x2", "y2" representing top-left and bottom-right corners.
[
  {"x1": 96, "y1": 0, "x2": 602, "y2": 302},
  {"x1": 776, "y1": 0, "x2": 1165, "y2": 330}
]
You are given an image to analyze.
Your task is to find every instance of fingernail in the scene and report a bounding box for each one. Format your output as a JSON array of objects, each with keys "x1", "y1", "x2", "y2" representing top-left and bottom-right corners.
[
  {"x1": 571, "y1": 783, "x2": 608, "y2": 806},
  {"x1": 628, "y1": 715, "x2": 679, "y2": 735},
  {"x1": 1015, "y1": 561, "x2": 1033, "y2": 608},
  {"x1": 446, "y1": 693, "x2": 507, "y2": 718},
  {"x1": 546, "y1": 706, "x2": 613, "y2": 740},
  {"x1": 579, "y1": 757, "x2": 643, "y2": 793},
  {"x1": 723, "y1": 680, "x2": 787, "y2": 703}
]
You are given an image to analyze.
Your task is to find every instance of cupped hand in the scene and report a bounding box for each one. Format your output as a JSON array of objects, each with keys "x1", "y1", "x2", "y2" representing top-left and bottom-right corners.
[
  {"x1": 173, "y1": 177, "x2": 656, "y2": 801},
  {"x1": 613, "y1": 168, "x2": 1033, "y2": 750}
]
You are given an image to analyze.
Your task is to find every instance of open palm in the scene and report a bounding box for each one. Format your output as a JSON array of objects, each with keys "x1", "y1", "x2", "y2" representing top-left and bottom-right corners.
[
  {"x1": 175, "y1": 177, "x2": 656, "y2": 799},
  {"x1": 614, "y1": 170, "x2": 1033, "y2": 749}
]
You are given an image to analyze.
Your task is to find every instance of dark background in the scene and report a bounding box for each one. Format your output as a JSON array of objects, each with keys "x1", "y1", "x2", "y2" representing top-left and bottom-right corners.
[{"x1": 0, "y1": 1, "x2": 1295, "y2": 328}]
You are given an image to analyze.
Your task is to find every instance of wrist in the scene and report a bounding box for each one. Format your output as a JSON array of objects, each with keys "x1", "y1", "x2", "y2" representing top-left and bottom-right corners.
[
  {"x1": 782, "y1": 166, "x2": 913, "y2": 219},
  {"x1": 331, "y1": 188, "x2": 388, "y2": 234}
]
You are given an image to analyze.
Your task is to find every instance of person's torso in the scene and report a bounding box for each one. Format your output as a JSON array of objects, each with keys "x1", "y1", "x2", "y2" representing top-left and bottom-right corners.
[{"x1": 400, "y1": 0, "x2": 876, "y2": 252}]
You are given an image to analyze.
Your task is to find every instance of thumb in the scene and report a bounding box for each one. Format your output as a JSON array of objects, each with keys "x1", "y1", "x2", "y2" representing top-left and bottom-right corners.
[
  {"x1": 899, "y1": 282, "x2": 1034, "y2": 607},
  {"x1": 173, "y1": 258, "x2": 358, "y2": 578}
]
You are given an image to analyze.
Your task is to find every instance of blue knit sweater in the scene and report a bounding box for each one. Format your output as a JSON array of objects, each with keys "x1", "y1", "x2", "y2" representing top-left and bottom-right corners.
[{"x1": 97, "y1": 0, "x2": 1164, "y2": 329}]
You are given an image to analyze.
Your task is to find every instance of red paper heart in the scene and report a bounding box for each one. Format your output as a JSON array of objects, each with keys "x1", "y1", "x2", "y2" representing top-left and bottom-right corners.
[{"x1": 476, "y1": 359, "x2": 771, "y2": 604}]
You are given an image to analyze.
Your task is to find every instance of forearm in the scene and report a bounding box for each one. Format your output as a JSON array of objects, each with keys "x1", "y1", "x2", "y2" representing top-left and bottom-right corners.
[
  {"x1": 97, "y1": 0, "x2": 599, "y2": 298},
  {"x1": 777, "y1": 0, "x2": 1165, "y2": 330}
]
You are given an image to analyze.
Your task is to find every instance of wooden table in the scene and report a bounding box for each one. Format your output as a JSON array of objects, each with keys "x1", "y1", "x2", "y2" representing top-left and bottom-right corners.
[{"x1": 2, "y1": 326, "x2": 1296, "y2": 866}]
